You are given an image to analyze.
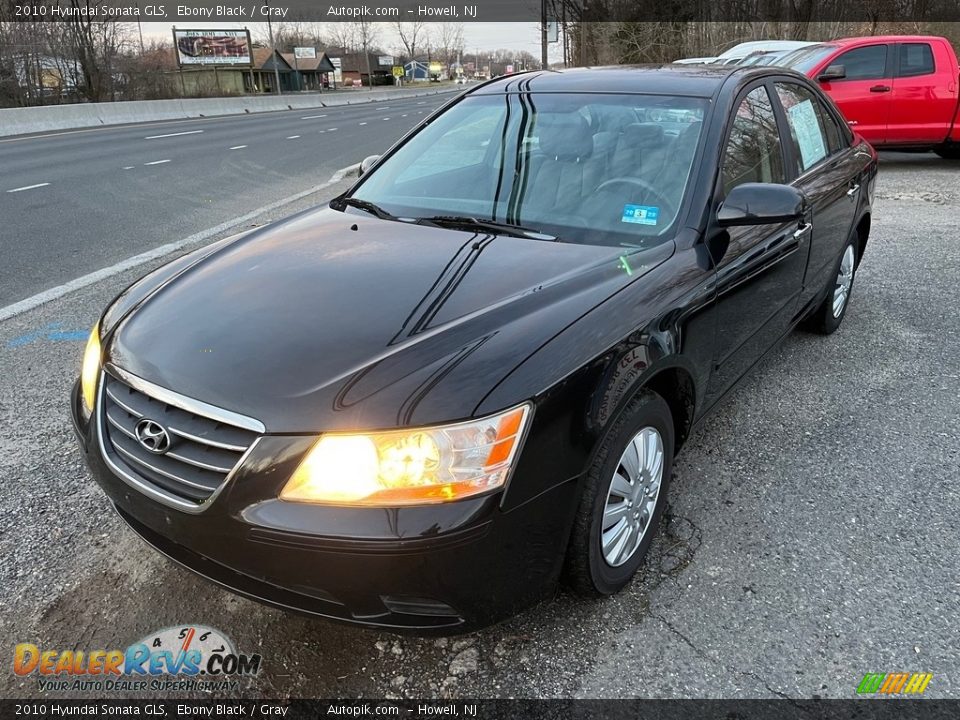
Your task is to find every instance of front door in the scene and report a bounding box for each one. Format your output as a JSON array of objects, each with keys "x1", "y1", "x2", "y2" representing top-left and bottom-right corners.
[{"x1": 707, "y1": 84, "x2": 810, "y2": 402}]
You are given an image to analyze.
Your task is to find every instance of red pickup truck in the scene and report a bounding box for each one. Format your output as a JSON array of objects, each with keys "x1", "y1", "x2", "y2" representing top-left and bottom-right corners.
[{"x1": 783, "y1": 35, "x2": 960, "y2": 159}]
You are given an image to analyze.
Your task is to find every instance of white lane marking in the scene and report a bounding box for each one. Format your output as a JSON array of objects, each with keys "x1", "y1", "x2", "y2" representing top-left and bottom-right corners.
[
  {"x1": 417, "y1": 101, "x2": 426, "y2": 105},
  {"x1": 401, "y1": 114, "x2": 408, "y2": 117},
  {"x1": 6, "y1": 182, "x2": 50, "y2": 193},
  {"x1": 301, "y1": 114, "x2": 327, "y2": 119},
  {"x1": 229, "y1": 145, "x2": 247, "y2": 150},
  {"x1": 144, "y1": 130, "x2": 203, "y2": 140},
  {"x1": 0, "y1": 163, "x2": 360, "y2": 323},
  {"x1": 328, "y1": 127, "x2": 338, "y2": 132},
  {"x1": 383, "y1": 117, "x2": 391, "y2": 120},
  {"x1": 144, "y1": 159, "x2": 171, "y2": 166},
  {"x1": 122, "y1": 166, "x2": 135, "y2": 170},
  {"x1": 286, "y1": 135, "x2": 301, "y2": 139},
  {"x1": 359, "y1": 122, "x2": 367, "y2": 126}
]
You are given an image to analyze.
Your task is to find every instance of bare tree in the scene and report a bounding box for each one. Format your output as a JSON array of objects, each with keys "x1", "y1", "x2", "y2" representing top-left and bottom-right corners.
[
  {"x1": 59, "y1": 1, "x2": 132, "y2": 102},
  {"x1": 393, "y1": 21, "x2": 428, "y2": 61},
  {"x1": 356, "y1": 20, "x2": 381, "y2": 88},
  {"x1": 327, "y1": 22, "x2": 358, "y2": 52},
  {"x1": 434, "y1": 22, "x2": 464, "y2": 69}
]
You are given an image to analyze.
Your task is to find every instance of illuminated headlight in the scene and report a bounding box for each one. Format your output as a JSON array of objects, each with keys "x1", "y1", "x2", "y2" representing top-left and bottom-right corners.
[
  {"x1": 280, "y1": 404, "x2": 531, "y2": 506},
  {"x1": 80, "y1": 322, "x2": 101, "y2": 418}
]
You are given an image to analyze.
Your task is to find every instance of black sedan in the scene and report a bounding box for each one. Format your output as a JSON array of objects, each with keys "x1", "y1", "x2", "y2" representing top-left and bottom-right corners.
[{"x1": 72, "y1": 65, "x2": 878, "y2": 631}]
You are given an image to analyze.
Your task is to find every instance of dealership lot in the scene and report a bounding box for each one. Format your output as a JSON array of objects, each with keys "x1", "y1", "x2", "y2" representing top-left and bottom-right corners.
[{"x1": 1, "y1": 150, "x2": 957, "y2": 699}]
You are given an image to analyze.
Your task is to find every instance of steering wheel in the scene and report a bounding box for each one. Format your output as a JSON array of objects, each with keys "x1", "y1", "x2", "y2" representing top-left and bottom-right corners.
[{"x1": 594, "y1": 177, "x2": 675, "y2": 219}]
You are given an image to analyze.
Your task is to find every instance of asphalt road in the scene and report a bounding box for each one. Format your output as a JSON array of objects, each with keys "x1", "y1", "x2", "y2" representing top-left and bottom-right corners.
[
  {"x1": 1, "y1": 149, "x2": 958, "y2": 701},
  {"x1": 0, "y1": 90, "x2": 455, "y2": 307}
]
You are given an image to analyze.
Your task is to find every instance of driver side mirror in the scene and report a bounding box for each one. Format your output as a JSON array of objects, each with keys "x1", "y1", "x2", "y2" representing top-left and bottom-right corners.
[
  {"x1": 817, "y1": 64, "x2": 846, "y2": 82},
  {"x1": 358, "y1": 155, "x2": 380, "y2": 178},
  {"x1": 717, "y1": 183, "x2": 807, "y2": 227}
]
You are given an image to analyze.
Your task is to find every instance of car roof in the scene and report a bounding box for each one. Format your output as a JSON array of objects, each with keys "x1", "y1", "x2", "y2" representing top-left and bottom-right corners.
[
  {"x1": 717, "y1": 40, "x2": 818, "y2": 58},
  {"x1": 472, "y1": 65, "x2": 780, "y2": 98}
]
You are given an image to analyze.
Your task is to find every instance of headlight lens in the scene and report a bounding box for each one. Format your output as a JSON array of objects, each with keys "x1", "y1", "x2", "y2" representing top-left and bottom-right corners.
[
  {"x1": 280, "y1": 404, "x2": 531, "y2": 506},
  {"x1": 80, "y1": 322, "x2": 101, "y2": 416}
]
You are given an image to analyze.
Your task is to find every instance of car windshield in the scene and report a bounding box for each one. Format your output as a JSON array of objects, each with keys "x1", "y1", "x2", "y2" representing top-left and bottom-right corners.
[
  {"x1": 348, "y1": 92, "x2": 708, "y2": 247},
  {"x1": 781, "y1": 44, "x2": 836, "y2": 73}
]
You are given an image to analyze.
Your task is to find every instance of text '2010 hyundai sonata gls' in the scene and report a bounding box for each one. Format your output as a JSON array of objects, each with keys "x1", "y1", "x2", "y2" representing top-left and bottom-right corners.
[{"x1": 72, "y1": 66, "x2": 877, "y2": 631}]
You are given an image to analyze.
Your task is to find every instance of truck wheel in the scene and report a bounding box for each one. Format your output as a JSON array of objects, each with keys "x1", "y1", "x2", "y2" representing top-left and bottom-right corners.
[
  {"x1": 565, "y1": 390, "x2": 674, "y2": 596},
  {"x1": 935, "y1": 145, "x2": 960, "y2": 160}
]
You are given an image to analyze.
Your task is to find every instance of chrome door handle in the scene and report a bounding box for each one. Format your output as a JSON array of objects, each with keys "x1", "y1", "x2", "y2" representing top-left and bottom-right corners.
[
  {"x1": 794, "y1": 222, "x2": 812, "y2": 239},
  {"x1": 847, "y1": 184, "x2": 860, "y2": 197}
]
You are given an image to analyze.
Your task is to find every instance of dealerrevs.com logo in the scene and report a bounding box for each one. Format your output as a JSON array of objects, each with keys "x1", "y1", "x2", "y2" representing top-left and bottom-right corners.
[{"x1": 14, "y1": 625, "x2": 262, "y2": 693}]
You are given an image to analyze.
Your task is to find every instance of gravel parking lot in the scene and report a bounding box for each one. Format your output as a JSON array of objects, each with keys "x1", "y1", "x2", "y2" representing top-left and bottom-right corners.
[{"x1": 2, "y1": 152, "x2": 958, "y2": 700}]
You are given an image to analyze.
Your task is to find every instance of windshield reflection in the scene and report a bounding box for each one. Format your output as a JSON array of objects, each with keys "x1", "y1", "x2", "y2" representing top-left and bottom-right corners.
[{"x1": 350, "y1": 92, "x2": 707, "y2": 248}]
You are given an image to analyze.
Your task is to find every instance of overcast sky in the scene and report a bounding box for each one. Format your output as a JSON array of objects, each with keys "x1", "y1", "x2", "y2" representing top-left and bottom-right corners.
[{"x1": 143, "y1": 22, "x2": 563, "y2": 60}]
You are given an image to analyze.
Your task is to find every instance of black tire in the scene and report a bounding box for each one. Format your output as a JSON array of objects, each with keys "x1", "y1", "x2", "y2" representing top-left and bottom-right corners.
[
  {"x1": 804, "y1": 239, "x2": 857, "y2": 335},
  {"x1": 565, "y1": 390, "x2": 674, "y2": 596},
  {"x1": 935, "y1": 145, "x2": 960, "y2": 160}
]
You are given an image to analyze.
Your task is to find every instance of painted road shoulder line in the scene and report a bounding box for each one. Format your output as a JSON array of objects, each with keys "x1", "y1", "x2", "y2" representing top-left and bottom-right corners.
[
  {"x1": 0, "y1": 163, "x2": 360, "y2": 323},
  {"x1": 6, "y1": 182, "x2": 50, "y2": 193}
]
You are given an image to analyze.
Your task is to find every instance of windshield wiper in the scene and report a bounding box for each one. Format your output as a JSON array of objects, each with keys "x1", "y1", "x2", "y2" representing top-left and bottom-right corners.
[
  {"x1": 415, "y1": 215, "x2": 558, "y2": 242},
  {"x1": 337, "y1": 196, "x2": 397, "y2": 221}
]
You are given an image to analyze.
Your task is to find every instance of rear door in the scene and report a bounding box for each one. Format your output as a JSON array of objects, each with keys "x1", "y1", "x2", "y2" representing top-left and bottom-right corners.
[
  {"x1": 773, "y1": 80, "x2": 860, "y2": 312},
  {"x1": 888, "y1": 41, "x2": 957, "y2": 145},
  {"x1": 817, "y1": 43, "x2": 893, "y2": 145}
]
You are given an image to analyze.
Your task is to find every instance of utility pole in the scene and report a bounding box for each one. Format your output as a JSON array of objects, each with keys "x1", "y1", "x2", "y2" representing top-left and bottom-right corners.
[
  {"x1": 135, "y1": 4, "x2": 144, "y2": 55},
  {"x1": 264, "y1": 0, "x2": 281, "y2": 94},
  {"x1": 540, "y1": 0, "x2": 548, "y2": 70}
]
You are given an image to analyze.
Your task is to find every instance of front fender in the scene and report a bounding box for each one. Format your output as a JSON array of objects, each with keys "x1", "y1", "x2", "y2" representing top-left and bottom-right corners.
[{"x1": 486, "y1": 241, "x2": 717, "y2": 512}]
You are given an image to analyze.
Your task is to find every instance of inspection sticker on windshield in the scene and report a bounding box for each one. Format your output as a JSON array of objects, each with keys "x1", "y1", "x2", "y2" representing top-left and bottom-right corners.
[{"x1": 622, "y1": 205, "x2": 659, "y2": 226}]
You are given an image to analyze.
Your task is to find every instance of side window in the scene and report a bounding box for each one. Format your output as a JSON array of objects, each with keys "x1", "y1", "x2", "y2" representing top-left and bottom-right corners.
[
  {"x1": 722, "y1": 86, "x2": 785, "y2": 196},
  {"x1": 834, "y1": 45, "x2": 888, "y2": 80},
  {"x1": 775, "y1": 83, "x2": 840, "y2": 173},
  {"x1": 898, "y1": 43, "x2": 935, "y2": 77}
]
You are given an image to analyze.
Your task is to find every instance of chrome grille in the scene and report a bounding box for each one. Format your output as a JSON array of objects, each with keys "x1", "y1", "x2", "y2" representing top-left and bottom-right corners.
[{"x1": 99, "y1": 369, "x2": 260, "y2": 506}]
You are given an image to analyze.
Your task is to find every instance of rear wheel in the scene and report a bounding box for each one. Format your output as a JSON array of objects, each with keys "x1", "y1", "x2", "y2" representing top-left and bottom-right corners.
[
  {"x1": 805, "y1": 240, "x2": 856, "y2": 335},
  {"x1": 935, "y1": 145, "x2": 960, "y2": 160},
  {"x1": 565, "y1": 390, "x2": 674, "y2": 596}
]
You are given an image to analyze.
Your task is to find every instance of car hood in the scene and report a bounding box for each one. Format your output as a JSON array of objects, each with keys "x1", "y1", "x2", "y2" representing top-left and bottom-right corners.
[{"x1": 107, "y1": 208, "x2": 671, "y2": 432}]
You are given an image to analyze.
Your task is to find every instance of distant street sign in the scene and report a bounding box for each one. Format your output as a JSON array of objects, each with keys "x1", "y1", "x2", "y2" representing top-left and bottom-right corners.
[
  {"x1": 505, "y1": 64, "x2": 515, "y2": 73},
  {"x1": 392, "y1": 66, "x2": 404, "y2": 78},
  {"x1": 294, "y1": 47, "x2": 316, "y2": 59}
]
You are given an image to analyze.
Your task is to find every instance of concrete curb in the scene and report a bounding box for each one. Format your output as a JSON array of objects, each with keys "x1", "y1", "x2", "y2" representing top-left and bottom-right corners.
[{"x1": 0, "y1": 87, "x2": 458, "y2": 138}]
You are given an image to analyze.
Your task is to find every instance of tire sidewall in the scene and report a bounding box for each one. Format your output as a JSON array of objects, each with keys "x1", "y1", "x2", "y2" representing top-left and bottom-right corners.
[{"x1": 585, "y1": 392, "x2": 675, "y2": 593}]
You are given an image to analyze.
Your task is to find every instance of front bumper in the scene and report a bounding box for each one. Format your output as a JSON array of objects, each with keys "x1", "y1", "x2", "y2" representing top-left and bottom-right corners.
[{"x1": 71, "y1": 380, "x2": 579, "y2": 632}]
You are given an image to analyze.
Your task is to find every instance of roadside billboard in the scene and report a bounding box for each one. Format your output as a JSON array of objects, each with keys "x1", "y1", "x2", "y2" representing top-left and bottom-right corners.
[
  {"x1": 378, "y1": 55, "x2": 395, "y2": 67},
  {"x1": 294, "y1": 47, "x2": 316, "y2": 59},
  {"x1": 174, "y1": 29, "x2": 252, "y2": 67}
]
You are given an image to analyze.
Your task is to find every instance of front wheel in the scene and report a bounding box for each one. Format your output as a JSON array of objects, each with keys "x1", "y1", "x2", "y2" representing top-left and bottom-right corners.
[
  {"x1": 565, "y1": 390, "x2": 674, "y2": 596},
  {"x1": 805, "y1": 240, "x2": 857, "y2": 335}
]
